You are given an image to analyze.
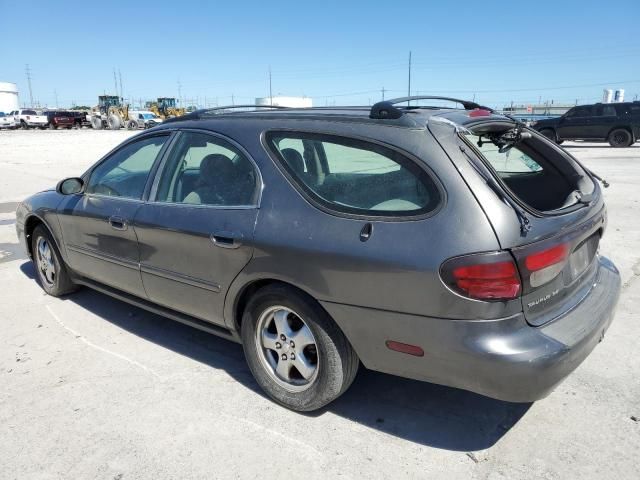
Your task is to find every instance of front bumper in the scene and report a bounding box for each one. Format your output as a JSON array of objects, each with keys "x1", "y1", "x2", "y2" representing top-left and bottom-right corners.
[{"x1": 322, "y1": 255, "x2": 620, "y2": 402}]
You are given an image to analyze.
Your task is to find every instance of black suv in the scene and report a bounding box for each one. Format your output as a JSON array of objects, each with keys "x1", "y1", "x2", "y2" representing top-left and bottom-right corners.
[{"x1": 532, "y1": 102, "x2": 640, "y2": 147}]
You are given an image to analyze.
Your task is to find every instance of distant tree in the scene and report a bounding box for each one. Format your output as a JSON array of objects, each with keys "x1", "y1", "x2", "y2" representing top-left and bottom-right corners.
[{"x1": 69, "y1": 105, "x2": 91, "y2": 110}]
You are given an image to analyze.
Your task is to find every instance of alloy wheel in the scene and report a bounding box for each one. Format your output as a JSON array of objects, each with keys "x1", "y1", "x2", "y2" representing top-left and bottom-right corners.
[
  {"x1": 36, "y1": 237, "x2": 56, "y2": 287},
  {"x1": 255, "y1": 306, "x2": 319, "y2": 392}
]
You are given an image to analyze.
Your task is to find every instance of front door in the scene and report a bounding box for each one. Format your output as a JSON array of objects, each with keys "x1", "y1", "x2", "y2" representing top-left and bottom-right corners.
[
  {"x1": 133, "y1": 130, "x2": 261, "y2": 325},
  {"x1": 58, "y1": 133, "x2": 171, "y2": 298},
  {"x1": 557, "y1": 105, "x2": 594, "y2": 140}
]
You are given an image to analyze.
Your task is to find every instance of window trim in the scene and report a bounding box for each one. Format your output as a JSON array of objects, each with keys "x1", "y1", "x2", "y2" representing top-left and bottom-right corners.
[
  {"x1": 147, "y1": 128, "x2": 263, "y2": 209},
  {"x1": 262, "y1": 129, "x2": 445, "y2": 222},
  {"x1": 81, "y1": 131, "x2": 175, "y2": 203}
]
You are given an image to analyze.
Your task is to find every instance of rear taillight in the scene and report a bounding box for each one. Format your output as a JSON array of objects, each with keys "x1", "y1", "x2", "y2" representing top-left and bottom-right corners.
[
  {"x1": 441, "y1": 252, "x2": 521, "y2": 301},
  {"x1": 525, "y1": 243, "x2": 569, "y2": 287}
]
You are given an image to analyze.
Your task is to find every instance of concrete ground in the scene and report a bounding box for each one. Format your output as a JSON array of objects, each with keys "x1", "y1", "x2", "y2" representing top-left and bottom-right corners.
[{"x1": 0, "y1": 129, "x2": 638, "y2": 479}]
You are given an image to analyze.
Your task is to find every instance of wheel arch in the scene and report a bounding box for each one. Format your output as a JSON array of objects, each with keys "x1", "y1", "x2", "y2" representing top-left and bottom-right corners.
[
  {"x1": 227, "y1": 277, "x2": 326, "y2": 334},
  {"x1": 23, "y1": 214, "x2": 62, "y2": 261},
  {"x1": 607, "y1": 125, "x2": 634, "y2": 141}
]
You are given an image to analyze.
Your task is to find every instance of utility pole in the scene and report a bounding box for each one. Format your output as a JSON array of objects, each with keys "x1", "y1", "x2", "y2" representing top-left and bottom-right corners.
[
  {"x1": 113, "y1": 69, "x2": 118, "y2": 97},
  {"x1": 269, "y1": 66, "x2": 273, "y2": 105},
  {"x1": 381, "y1": 86, "x2": 386, "y2": 100},
  {"x1": 231, "y1": 94, "x2": 235, "y2": 105},
  {"x1": 407, "y1": 51, "x2": 412, "y2": 105},
  {"x1": 177, "y1": 79, "x2": 182, "y2": 106},
  {"x1": 54, "y1": 89, "x2": 58, "y2": 108},
  {"x1": 119, "y1": 70, "x2": 123, "y2": 100},
  {"x1": 25, "y1": 64, "x2": 34, "y2": 107}
]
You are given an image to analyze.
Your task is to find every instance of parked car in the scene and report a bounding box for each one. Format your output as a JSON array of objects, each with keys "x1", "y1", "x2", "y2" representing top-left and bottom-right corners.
[
  {"x1": 68, "y1": 110, "x2": 91, "y2": 129},
  {"x1": 532, "y1": 101, "x2": 640, "y2": 147},
  {"x1": 0, "y1": 112, "x2": 16, "y2": 129},
  {"x1": 16, "y1": 97, "x2": 620, "y2": 411},
  {"x1": 44, "y1": 110, "x2": 74, "y2": 129},
  {"x1": 127, "y1": 110, "x2": 163, "y2": 129},
  {"x1": 11, "y1": 109, "x2": 48, "y2": 129}
]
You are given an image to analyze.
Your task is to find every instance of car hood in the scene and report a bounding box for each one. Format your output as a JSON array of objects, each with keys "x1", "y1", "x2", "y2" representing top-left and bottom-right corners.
[{"x1": 533, "y1": 117, "x2": 560, "y2": 128}]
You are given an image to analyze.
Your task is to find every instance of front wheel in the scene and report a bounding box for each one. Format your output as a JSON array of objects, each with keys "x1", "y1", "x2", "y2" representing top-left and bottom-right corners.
[
  {"x1": 539, "y1": 128, "x2": 558, "y2": 143},
  {"x1": 31, "y1": 225, "x2": 77, "y2": 297},
  {"x1": 241, "y1": 284, "x2": 359, "y2": 411},
  {"x1": 608, "y1": 128, "x2": 632, "y2": 148}
]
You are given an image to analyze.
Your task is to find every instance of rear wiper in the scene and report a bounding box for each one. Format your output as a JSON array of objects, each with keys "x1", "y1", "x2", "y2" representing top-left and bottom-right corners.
[{"x1": 459, "y1": 144, "x2": 531, "y2": 235}]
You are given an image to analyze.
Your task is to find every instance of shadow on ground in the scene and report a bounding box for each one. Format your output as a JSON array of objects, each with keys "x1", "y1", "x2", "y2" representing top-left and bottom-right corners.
[{"x1": 20, "y1": 261, "x2": 531, "y2": 451}]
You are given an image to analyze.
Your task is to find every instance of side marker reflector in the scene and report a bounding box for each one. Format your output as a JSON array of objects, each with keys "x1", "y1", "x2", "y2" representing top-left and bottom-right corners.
[{"x1": 385, "y1": 340, "x2": 424, "y2": 357}]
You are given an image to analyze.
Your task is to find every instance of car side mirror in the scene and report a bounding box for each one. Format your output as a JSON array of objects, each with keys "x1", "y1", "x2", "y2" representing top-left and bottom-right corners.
[{"x1": 56, "y1": 177, "x2": 84, "y2": 195}]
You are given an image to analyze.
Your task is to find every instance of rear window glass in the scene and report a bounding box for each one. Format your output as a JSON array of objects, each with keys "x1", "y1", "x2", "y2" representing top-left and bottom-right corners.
[
  {"x1": 267, "y1": 132, "x2": 441, "y2": 217},
  {"x1": 22, "y1": 110, "x2": 37, "y2": 115}
]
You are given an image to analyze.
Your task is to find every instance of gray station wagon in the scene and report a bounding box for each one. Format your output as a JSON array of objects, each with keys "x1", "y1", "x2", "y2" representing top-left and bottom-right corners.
[{"x1": 16, "y1": 96, "x2": 621, "y2": 411}]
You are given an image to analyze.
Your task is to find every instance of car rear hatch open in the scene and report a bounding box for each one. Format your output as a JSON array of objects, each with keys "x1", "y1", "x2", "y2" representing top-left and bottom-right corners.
[{"x1": 429, "y1": 114, "x2": 606, "y2": 326}]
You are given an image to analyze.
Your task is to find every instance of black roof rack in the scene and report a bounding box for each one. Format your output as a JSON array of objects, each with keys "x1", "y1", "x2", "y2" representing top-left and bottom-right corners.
[
  {"x1": 164, "y1": 104, "x2": 290, "y2": 123},
  {"x1": 370, "y1": 96, "x2": 492, "y2": 119}
]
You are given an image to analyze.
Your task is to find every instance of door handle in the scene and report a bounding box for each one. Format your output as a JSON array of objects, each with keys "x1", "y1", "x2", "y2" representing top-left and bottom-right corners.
[
  {"x1": 108, "y1": 215, "x2": 128, "y2": 231},
  {"x1": 210, "y1": 231, "x2": 242, "y2": 249}
]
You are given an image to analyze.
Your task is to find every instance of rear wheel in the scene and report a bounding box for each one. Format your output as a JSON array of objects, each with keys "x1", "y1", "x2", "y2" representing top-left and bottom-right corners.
[
  {"x1": 241, "y1": 284, "x2": 359, "y2": 411},
  {"x1": 608, "y1": 128, "x2": 632, "y2": 147},
  {"x1": 31, "y1": 225, "x2": 77, "y2": 297},
  {"x1": 126, "y1": 120, "x2": 138, "y2": 130},
  {"x1": 21, "y1": 121, "x2": 29, "y2": 130}
]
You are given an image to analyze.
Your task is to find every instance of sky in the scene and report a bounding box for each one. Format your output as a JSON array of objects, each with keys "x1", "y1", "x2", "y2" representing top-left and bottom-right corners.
[{"x1": 1, "y1": 0, "x2": 639, "y2": 109}]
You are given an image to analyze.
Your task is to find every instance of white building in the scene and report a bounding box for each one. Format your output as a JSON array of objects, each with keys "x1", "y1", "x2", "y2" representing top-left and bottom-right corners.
[
  {"x1": 0, "y1": 82, "x2": 19, "y2": 113},
  {"x1": 255, "y1": 96, "x2": 312, "y2": 108}
]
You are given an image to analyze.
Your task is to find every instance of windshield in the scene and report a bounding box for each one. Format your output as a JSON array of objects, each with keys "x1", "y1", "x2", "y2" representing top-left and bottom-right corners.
[
  {"x1": 142, "y1": 113, "x2": 158, "y2": 119},
  {"x1": 23, "y1": 110, "x2": 37, "y2": 115},
  {"x1": 0, "y1": 113, "x2": 5, "y2": 117}
]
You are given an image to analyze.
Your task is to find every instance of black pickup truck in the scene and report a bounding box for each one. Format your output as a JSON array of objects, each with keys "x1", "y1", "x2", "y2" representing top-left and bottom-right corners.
[{"x1": 532, "y1": 101, "x2": 640, "y2": 147}]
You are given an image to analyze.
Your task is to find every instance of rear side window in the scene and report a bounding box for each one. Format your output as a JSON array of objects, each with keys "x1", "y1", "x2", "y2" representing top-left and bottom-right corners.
[{"x1": 266, "y1": 132, "x2": 441, "y2": 217}]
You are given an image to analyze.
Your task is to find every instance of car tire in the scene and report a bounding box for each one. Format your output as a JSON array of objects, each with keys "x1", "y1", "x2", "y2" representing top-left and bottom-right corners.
[
  {"x1": 31, "y1": 225, "x2": 77, "y2": 297},
  {"x1": 49, "y1": 123, "x2": 55, "y2": 130},
  {"x1": 241, "y1": 284, "x2": 359, "y2": 411},
  {"x1": 126, "y1": 120, "x2": 137, "y2": 130},
  {"x1": 21, "y1": 121, "x2": 29, "y2": 130},
  {"x1": 608, "y1": 128, "x2": 632, "y2": 148}
]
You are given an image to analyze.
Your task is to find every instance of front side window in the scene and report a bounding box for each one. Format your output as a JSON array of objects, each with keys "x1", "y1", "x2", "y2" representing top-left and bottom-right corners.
[
  {"x1": 267, "y1": 132, "x2": 441, "y2": 217},
  {"x1": 565, "y1": 106, "x2": 591, "y2": 118},
  {"x1": 155, "y1": 131, "x2": 259, "y2": 207},
  {"x1": 86, "y1": 135, "x2": 168, "y2": 199}
]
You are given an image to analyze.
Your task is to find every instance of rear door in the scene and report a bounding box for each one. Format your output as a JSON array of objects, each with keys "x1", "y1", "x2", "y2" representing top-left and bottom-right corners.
[
  {"x1": 430, "y1": 118, "x2": 606, "y2": 326},
  {"x1": 58, "y1": 133, "x2": 172, "y2": 297},
  {"x1": 592, "y1": 104, "x2": 618, "y2": 139},
  {"x1": 133, "y1": 129, "x2": 260, "y2": 325}
]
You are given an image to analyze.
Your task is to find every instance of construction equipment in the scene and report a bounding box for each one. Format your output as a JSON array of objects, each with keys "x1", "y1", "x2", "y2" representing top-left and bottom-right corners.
[
  {"x1": 89, "y1": 95, "x2": 136, "y2": 130},
  {"x1": 148, "y1": 97, "x2": 186, "y2": 119}
]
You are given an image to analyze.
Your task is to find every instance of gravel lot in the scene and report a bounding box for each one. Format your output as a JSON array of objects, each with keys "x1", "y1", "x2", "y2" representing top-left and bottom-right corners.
[{"x1": 1, "y1": 129, "x2": 639, "y2": 479}]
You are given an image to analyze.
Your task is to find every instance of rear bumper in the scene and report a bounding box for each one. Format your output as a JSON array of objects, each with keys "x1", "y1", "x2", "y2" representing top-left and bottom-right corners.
[{"x1": 322, "y1": 255, "x2": 620, "y2": 402}]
